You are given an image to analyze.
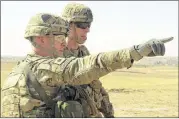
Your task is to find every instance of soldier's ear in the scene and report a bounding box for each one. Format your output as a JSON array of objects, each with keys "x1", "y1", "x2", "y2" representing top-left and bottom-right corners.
[{"x1": 70, "y1": 22, "x2": 77, "y2": 30}]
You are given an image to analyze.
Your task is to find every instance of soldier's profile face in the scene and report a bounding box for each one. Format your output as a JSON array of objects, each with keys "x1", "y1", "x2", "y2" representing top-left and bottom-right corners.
[
  {"x1": 36, "y1": 35, "x2": 67, "y2": 56},
  {"x1": 73, "y1": 22, "x2": 91, "y2": 44}
]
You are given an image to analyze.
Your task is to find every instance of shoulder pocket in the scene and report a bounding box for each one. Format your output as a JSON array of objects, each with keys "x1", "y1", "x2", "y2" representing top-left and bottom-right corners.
[{"x1": 2, "y1": 73, "x2": 24, "y2": 90}]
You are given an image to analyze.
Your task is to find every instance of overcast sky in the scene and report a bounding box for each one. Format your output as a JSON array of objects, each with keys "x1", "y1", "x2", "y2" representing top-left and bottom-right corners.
[{"x1": 1, "y1": 1, "x2": 178, "y2": 56}]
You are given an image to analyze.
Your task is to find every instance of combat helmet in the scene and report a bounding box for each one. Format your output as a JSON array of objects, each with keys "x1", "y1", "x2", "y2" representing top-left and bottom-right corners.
[
  {"x1": 24, "y1": 13, "x2": 69, "y2": 40},
  {"x1": 61, "y1": 3, "x2": 93, "y2": 23}
]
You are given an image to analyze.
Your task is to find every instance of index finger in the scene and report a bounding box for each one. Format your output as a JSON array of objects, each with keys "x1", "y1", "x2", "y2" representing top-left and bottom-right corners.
[{"x1": 160, "y1": 37, "x2": 174, "y2": 43}]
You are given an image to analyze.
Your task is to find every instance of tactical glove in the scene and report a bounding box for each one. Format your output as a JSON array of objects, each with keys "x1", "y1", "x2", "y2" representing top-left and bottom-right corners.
[{"x1": 130, "y1": 37, "x2": 174, "y2": 61}]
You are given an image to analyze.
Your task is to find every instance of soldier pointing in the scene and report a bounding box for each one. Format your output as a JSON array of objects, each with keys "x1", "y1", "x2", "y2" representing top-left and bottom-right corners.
[{"x1": 1, "y1": 12, "x2": 173, "y2": 118}]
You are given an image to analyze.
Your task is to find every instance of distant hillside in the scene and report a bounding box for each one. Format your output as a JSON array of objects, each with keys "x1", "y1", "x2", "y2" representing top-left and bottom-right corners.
[
  {"x1": 134, "y1": 56, "x2": 178, "y2": 66},
  {"x1": 1, "y1": 56, "x2": 178, "y2": 66},
  {"x1": 1, "y1": 56, "x2": 25, "y2": 62}
]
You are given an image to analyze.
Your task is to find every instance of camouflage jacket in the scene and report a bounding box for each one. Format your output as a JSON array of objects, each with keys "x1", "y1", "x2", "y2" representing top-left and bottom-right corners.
[
  {"x1": 64, "y1": 45, "x2": 114, "y2": 117},
  {"x1": 1, "y1": 49, "x2": 133, "y2": 117}
]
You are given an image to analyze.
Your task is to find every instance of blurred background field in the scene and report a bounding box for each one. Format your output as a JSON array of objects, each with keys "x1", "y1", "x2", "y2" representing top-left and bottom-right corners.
[
  {"x1": 1, "y1": 57, "x2": 178, "y2": 117},
  {"x1": 100, "y1": 66, "x2": 178, "y2": 117}
]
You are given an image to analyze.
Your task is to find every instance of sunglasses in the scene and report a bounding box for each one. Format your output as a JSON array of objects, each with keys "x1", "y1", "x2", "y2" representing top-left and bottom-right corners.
[{"x1": 74, "y1": 22, "x2": 91, "y2": 29}]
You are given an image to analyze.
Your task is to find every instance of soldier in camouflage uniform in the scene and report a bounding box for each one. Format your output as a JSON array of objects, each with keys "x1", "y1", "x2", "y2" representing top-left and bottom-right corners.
[
  {"x1": 1, "y1": 12, "x2": 173, "y2": 118},
  {"x1": 61, "y1": 3, "x2": 115, "y2": 117}
]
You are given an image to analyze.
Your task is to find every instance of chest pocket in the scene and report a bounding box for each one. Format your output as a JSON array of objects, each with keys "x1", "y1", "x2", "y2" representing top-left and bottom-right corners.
[{"x1": 36, "y1": 58, "x2": 72, "y2": 85}]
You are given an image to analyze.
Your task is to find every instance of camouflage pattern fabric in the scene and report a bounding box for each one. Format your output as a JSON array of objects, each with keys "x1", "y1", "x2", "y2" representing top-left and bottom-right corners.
[
  {"x1": 1, "y1": 11, "x2": 172, "y2": 118},
  {"x1": 24, "y1": 13, "x2": 69, "y2": 58},
  {"x1": 1, "y1": 60, "x2": 42, "y2": 117},
  {"x1": 61, "y1": 3, "x2": 93, "y2": 23},
  {"x1": 1, "y1": 12, "x2": 132, "y2": 118},
  {"x1": 61, "y1": 3, "x2": 113, "y2": 116},
  {"x1": 64, "y1": 45, "x2": 114, "y2": 117},
  {"x1": 55, "y1": 100, "x2": 84, "y2": 117},
  {"x1": 24, "y1": 13, "x2": 69, "y2": 40},
  {"x1": 61, "y1": 3, "x2": 114, "y2": 115},
  {"x1": 1, "y1": 48, "x2": 133, "y2": 117},
  {"x1": 1, "y1": 13, "x2": 69, "y2": 118}
]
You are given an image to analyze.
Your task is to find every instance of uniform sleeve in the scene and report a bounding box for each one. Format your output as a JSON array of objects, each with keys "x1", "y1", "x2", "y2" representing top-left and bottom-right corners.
[
  {"x1": 1, "y1": 74, "x2": 22, "y2": 117},
  {"x1": 35, "y1": 49, "x2": 133, "y2": 86},
  {"x1": 62, "y1": 49, "x2": 133, "y2": 85},
  {"x1": 1, "y1": 88, "x2": 21, "y2": 117}
]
